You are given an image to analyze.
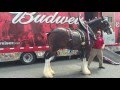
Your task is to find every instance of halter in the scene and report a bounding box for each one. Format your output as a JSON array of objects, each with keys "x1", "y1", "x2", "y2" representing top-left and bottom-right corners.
[
  {"x1": 86, "y1": 25, "x2": 91, "y2": 45},
  {"x1": 100, "y1": 19, "x2": 112, "y2": 33},
  {"x1": 77, "y1": 29, "x2": 85, "y2": 45},
  {"x1": 102, "y1": 25, "x2": 112, "y2": 32}
]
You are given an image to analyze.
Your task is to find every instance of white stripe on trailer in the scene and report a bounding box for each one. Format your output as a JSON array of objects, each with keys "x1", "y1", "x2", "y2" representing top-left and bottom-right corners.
[
  {"x1": 10, "y1": 48, "x2": 14, "y2": 50},
  {"x1": 29, "y1": 47, "x2": 33, "y2": 49},
  {"x1": 38, "y1": 46, "x2": 42, "y2": 48},
  {"x1": 20, "y1": 47, "x2": 24, "y2": 49},
  {"x1": 46, "y1": 46, "x2": 49, "y2": 48},
  {"x1": 0, "y1": 48, "x2": 4, "y2": 50}
]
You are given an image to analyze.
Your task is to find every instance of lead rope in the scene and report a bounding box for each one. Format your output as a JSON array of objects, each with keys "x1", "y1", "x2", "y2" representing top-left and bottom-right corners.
[
  {"x1": 80, "y1": 30, "x2": 85, "y2": 45},
  {"x1": 86, "y1": 24, "x2": 90, "y2": 45}
]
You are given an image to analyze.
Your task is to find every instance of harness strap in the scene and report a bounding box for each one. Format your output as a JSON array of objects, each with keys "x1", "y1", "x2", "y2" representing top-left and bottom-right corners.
[
  {"x1": 67, "y1": 28, "x2": 73, "y2": 41},
  {"x1": 66, "y1": 28, "x2": 73, "y2": 49},
  {"x1": 77, "y1": 29, "x2": 85, "y2": 45}
]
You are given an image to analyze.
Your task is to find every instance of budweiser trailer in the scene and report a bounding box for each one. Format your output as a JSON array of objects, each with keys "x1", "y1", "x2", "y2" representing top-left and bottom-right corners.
[{"x1": 0, "y1": 12, "x2": 102, "y2": 64}]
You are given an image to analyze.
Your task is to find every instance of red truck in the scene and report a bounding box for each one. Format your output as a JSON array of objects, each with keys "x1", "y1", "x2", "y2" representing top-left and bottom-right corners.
[
  {"x1": 0, "y1": 12, "x2": 88, "y2": 64},
  {"x1": 1, "y1": 12, "x2": 112, "y2": 64}
]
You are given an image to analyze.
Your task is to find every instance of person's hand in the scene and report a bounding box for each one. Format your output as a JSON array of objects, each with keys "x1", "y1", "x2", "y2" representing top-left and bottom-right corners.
[
  {"x1": 101, "y1": 47, "x2": 105, "y2": 49},
  {"x1": 101, "y1": 44, "x2": 105, "y2": 49}
]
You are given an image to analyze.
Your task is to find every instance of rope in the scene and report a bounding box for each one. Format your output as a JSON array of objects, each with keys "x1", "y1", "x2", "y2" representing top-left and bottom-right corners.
[{"x1": 86, "y1": 24, "x2": 90, "y2": 45}]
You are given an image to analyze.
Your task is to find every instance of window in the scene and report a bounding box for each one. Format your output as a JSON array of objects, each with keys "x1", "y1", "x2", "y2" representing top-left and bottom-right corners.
[{"x1": 104, "y1": 16, "x2": 112, "y2": 22}]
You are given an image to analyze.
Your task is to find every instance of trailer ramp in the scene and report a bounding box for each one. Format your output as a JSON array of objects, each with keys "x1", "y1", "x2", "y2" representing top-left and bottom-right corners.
[{"x1": 103, "y1": 49, "x2": 120, "y2": 65}]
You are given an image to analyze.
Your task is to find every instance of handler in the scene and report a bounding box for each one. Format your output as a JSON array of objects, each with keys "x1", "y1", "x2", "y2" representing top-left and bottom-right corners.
[{"x1": 88, "y1": 30, "x2": 105, "y2": 69}]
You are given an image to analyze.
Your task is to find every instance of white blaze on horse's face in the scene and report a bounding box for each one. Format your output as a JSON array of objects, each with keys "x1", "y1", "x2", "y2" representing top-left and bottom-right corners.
[
  {"x1": 110, "y1": 25, "x2": 113, "y2": 32},
  {"x1": 107, "y1": 25, "x2": 113, "y2": 35}
]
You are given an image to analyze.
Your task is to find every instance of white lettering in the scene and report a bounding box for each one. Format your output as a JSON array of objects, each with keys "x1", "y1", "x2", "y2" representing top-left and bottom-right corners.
[
  {"x1": 10, "y1": 12, "x2": 82, "y2": 25},
  {"x1": 74, "y1": 18, "x2": 79, "y2": 24},
  {"x1": 57, "y1": 16, "x2": 66, "y2": 24},
  {"x1": 9, "y1": 12, "x2": 23, "y2": 24},
  {"x1": 19, "y1": 12, "x2": 36, "y2": 24},
  {"x1": 44, "y1": 12, "x2": 59, "y2": 23},
  {"x1": 54, "y1": 16, "x2": 62, "y2": 24},
  {"x1": 67, "y1": 17, "x2": 75, "y2": 24},
  {"x1": 34, "y1": 15, "x2": 46, "y2": 23},
  {"x1": 10, "y1": 12, "x2": 36, "y2": 24},
  {"x1": 116, "y1": 22, "x2": 120, "y2": 27}
]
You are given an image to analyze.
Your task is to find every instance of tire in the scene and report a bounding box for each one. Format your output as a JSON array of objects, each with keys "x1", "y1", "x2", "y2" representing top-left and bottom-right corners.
[{"x1": 20, "y1": 52, "x2": 36, "y2": 65}]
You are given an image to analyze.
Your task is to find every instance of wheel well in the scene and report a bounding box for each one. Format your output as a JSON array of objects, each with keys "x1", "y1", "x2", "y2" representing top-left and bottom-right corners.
[
  {"x1": 20, "y1": 52, "x2": 37, "y2": 61},
  {"x1": 21, "y1": 52, "x2": 36, "y2": 57},
  {"x1": 32, "y1": 52, "x2": 37, "y2": 59}
]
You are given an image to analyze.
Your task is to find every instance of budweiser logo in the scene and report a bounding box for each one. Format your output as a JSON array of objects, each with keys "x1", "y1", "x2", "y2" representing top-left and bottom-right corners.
[{"x1": 9, "y1": 12, "x2": 81, "y2": 25}]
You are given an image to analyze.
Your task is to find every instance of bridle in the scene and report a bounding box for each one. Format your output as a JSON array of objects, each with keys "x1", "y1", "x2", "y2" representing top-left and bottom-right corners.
[{"x1": 100, "y1": 19, "x2": 112, "y2": 33}]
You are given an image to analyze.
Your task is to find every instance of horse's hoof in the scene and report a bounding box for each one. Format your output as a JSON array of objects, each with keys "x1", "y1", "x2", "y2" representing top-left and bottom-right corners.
[
  {"x1": 44, "y1": 73, "x2": 54, "y2": 78},
  {"x1": 43, "y1": 70, "x2": 54, "y2": 78},
  {"x1": 51, "y1": 72, "x2": 55, "y2": 75},
  {"x1": 83, "y1": 71, "x2": 91, "y2": 75},
  {"x1": 51, "y1": 70, "x2": 55, "y2": 75},
  {"x1": 82, "y1": 68, "x2": 91, "y2": 75},
  {"x1": 47, "y1": 75, "x2": 54, "y2": 78},
  {"x1": 49, "y1": 68, "x2": 55, "y2": 75}
]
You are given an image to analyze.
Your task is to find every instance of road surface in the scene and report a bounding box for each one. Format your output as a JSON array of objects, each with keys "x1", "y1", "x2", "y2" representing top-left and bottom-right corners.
[{"x1": 0, "y1": 58, "x2": 120, "y2": 78}]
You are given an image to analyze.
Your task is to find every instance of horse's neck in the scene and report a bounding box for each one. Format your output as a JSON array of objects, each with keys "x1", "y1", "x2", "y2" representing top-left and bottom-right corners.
[
  {"x1": 88, "y1": 23, "x2": 98, "y2": 31},
  {"x1": 75, "y1": 28, "x2": 95, "y2": 49},
  {"x1": 88, "y1": 19, "x2": 101, "y2": 32}
]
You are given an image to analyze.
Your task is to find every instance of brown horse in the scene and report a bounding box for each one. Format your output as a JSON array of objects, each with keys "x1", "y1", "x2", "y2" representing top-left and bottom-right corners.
[{"x1": 43, "y1": 16, "x2": 113, "y2": 78}]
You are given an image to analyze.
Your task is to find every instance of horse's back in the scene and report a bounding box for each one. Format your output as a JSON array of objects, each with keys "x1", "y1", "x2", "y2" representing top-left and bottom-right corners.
[
  {"x1": 48, "y1": 27, "x2": 85, "y2": 50},
  {"x1": 47, "y1": 27, "x2": 70, "y2": 50}
]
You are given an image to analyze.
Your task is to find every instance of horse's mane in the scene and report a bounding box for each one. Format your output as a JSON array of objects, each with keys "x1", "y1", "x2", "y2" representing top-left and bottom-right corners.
[
  {"x1": 88, "y1": 18, "x2": 101, "y2": 25},
  {"x1": 47, "y1": 28, "x2": 67, "y2": 38}
]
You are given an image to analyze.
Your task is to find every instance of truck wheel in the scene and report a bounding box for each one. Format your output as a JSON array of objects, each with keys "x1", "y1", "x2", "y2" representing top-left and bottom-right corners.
[{"x1": 20, "y1": 52, "x2": 36, "y2": 65}]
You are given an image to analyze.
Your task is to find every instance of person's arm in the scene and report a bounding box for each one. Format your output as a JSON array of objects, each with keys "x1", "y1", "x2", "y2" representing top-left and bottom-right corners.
[
  {"x1": 102, "y1": 38, "x2": 105, "y2": 49},
  {"x1": 102, "y1": 44, "x2": 105, "y2": 49}
]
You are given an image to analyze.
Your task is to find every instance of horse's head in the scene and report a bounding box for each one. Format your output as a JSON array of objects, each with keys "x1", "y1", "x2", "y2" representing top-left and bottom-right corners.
[
  {"x1": 78, "y1": 16, "x2": 97, "y2": 41},
  {"x1": 98, "y1": 16, "x2": 112, "y2": 35},
  {"x1": 87, "y1": 16, "x2": 113, "y2": 35}
]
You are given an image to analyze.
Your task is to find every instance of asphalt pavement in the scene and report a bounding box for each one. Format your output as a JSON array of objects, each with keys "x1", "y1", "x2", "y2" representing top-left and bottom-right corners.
[{"x1": 0, "y1": 58, "x2": 120, "y2": 78}]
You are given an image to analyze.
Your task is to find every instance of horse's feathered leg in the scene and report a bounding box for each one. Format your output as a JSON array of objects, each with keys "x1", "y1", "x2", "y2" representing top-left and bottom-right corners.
[
  {"x1": 44, "y1": 57, "x2": 54, "y2": 78},
  {"x1": 43, "y1": 51, "x2": 55, "y2": 78},
  {"x1": 81, "y1": 47, "x2": 91, "y2": 75},
  {"x1": 48, "y1": 56, "x2": 55, "y2": 75}
]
